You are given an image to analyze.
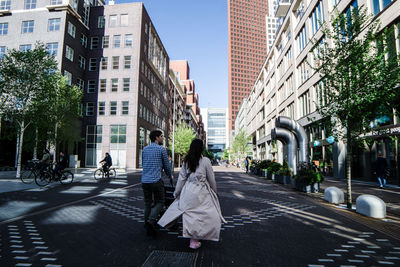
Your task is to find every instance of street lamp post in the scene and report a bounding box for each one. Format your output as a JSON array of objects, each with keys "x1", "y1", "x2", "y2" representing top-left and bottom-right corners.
[{"x1": 171, "y1": 83, "x2": 176, "y2": 170}]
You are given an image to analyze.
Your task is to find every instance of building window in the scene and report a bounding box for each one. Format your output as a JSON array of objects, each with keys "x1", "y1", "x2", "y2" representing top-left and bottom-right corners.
[
  {"x1": 109, "y1": 15, "x2": 118, "y2": 27},
  {"x1": 112, "y1": 56, "x2": 119, "y2": 69},
  {"x1": 50, "y1": 0, "x2": 62, "y2": 4},
  {"x1": 90, "y1": 37, "x2": 99, "y2": 49},
  {"x1": 113, "y1": 35, "x2": 121, "y2": 48},
  {"x1": 46, "y1": 42, "x2": 58, "y2": 56},
  {"x1": 310, "y1": 0, "x2": 325, "y2": 36},
  {"x1": 0, "y1": 0, "x2": 11, "y2": 10},
  {"x1": 102, "y1": 35, "x2": 109, "y2": 48},
  {"x1": 64, "y1": 70, "x2": 72, "y2": 85},
  {"x1": 123, "y1": 78, "x2": 130, "y2": 91},
  {"x1": 299, "y1": 90, "x2": 311, "y2": 117},
  {"x1": 121, "y1": 14, "x2": 128, "y2": 26},
  {"x1": 124, "y1": 56, "x2": 131, "y2": 69},
  {"x1": 372, "y1": 0, "x2": 392, "y2": 16},
  {"x1": 81, "y1": 34, "x2": 87, "y2": 48},
  {"x1": 25, "y1": 0, "x2": 36, "y2": 9},
  {"x1": 125, "y1": 34, "x2": 133, "y2": 47},
  {"x1": 0, "y1": 46, "x2": 6, "y2": 57},
  {"x1": 111, "y1": 78, "x2": 118, "y2": 92},
  {"x1": 297, "y1": 25, "x2": 307, "y2": 53},
  {"x1": 122, "y1": 101, "x2": 129, "y2": 115},
  {"x1": 87, "y1": 80, "x2": 96, "y2": 93},
  {"x1": 98, "y1": 102, "x2": 105, "y2": 115},
  {"x1": 65, "y1": 45, "x2": 74, "y2": 61},
  {"x1": 101, "y1": 57, "x2": 108, "y2": 70},
  {"x1": 86, "y1": 102, "x2": 95, "y2": 116},
  {"x1": 48, "y1": 18, "x2": 61, "y2": 32},
  {"x1": 110, "y1": 125, "x2": 126, "y2": 143},
  {"x1": 22, "y1": 21, "x2": 34, "y2": 34},
  {"x1": 67, "y1": 22, "x2": 76, "y2": 38},
  {"x1": 20, "y1": 44, "x2": 31, "y2": 52},
  {"x1": 98, "y1": 16, "x2": 105, "y2": 28},
  {"x1": 0, "y1": 22, "x2": 8, "y2": 35},
  {"x1": 99, "y1": 79, "x2": 106, "y2": 92},
  {"x1": 89, "y1": 58, "x2": 97, "y2": 71},
  {"x1": 77, "y1": 78, "x2": 85, "y2": 91},
  {"x1": 70, "y1": 0, "x2": 78, "y2": 11},
  {"x1": 78, "y1": 55, "x2": 86, "y2": 70},
  {"x1": 83, "y1": 4, "x2": 90, "y2": 27},
  {"x1": 110, "y1": 101, "x2": 117, "y2": 115}
]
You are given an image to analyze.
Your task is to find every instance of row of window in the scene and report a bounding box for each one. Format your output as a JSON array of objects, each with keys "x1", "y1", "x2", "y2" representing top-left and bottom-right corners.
[
  {"x1": 139, "y1": 104, "x2": 166, "y2": 129},
  {"x1": 86, "y1": 101, "x2": 129, "y2": 116},
  {"x1": 140, "y1": 82, "x2": 168, "y2": 115},
  {"x1": 89, "y1": 34, "x2": 133, "y2": 50}
]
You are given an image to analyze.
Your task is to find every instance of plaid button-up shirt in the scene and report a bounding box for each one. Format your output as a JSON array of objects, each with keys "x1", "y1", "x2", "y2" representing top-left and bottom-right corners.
[{"x1": 141, "y1": 142, "x2": 172, "y2": 183}]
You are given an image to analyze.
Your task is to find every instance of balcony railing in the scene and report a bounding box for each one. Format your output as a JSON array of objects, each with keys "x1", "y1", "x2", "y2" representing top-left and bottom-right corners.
[{"x1": 275, "y1": 0, "x2": 291, "y2": 17}]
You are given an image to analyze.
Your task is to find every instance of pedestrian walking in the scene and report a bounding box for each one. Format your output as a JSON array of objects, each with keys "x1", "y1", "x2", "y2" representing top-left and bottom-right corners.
[
  {"x1": 374, "y1": 153, "x2": 388, "y2": 188},
  {"x1": 158, "y1": 139, "x2": 226, "y2": 249},
  {"x1": 245, "y1": 157, "x2": 249, "y2": 173},
  {"x1": 141, "y1": 130, "x2": 172, "y2": 236}
]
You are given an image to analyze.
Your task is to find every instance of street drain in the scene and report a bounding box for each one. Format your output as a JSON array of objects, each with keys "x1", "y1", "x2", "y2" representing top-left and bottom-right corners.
[{"x1": 142, "y1": 250, "x2": 197, "y2": 267}]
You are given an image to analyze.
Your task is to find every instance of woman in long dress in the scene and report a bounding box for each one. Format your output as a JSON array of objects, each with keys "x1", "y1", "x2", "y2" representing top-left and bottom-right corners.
[{"x1": 158, "y1": 139, "x2": 226, "y2": 249}]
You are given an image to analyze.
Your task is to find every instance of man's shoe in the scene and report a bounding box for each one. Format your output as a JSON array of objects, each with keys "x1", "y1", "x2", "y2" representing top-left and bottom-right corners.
[{"x1": 145, "y1": 223, "x2": 157, "y2": 237}]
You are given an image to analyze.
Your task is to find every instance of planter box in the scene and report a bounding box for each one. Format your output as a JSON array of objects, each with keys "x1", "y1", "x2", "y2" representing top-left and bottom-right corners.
[
  {"x1": 267, "y1": 172, "x2": 272, "y2": 180},
  {"x1": 276, "y1": 174, "x2": 284, "y2": 184},
  {"x1": 271, "y1": 173, "x2": 275, "y2": 181},
  {"x1": 261, "y1": 170, "x2": 266, "y2": 177},
  {"x1": 295, "y1": 180, "x2": 320, "y2": 193}
]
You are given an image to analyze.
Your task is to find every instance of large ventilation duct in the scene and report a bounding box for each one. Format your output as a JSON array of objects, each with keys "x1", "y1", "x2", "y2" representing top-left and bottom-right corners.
[
  {"x1": 271, "y1": 127, "x2": 298, "y2": 175},
  {"x1": 276, "y1": 116, "x2": 309, "y2": 162}
]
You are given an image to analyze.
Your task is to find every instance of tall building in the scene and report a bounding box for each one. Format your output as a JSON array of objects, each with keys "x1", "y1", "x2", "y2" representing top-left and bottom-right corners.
[
  {"x1": 200, "y1": 108, "x2": 229, "y2": 158},
  {"x1": 244, "y1": 0, "x2": 400, "y2": 183},
  {"x1": 227, "y1": 0, "x2": 268, "y2": 130},
  {"x1": 0, "y1": 1, "x2": 170, "y2": 169},
  {"x1": 266, "y1": 0, "x2": 280, "y2": 53}
]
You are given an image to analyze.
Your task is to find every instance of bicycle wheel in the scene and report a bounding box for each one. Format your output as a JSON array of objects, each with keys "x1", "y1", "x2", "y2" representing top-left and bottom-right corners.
[
  {"x1": 60, "y1": 171, "x2": 74, "y2": 184},
  {"x1": 35, "y1": 172, "x2": 51, "y2": 187},
  {"x1": 108, "y1": 168, "x2": 116, "y2": 178},
  {"x1": 94, "y1": 169, "x2": 104, "y2": 180},
  {"x1": 20, "y1": 170, "x2": 35, "y2": 184}
]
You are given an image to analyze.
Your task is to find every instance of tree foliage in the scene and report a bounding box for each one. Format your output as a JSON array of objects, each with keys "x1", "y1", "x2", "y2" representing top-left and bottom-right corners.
[
  {"x1": 169, "y1": 124, "x2": 196, "y2": 156},
  {"x1": 232, "y1": 128, "x2": 252, "y2": 161},
  {"x1": 313, "y1": 6, "x2": 400, "y2": 207}
]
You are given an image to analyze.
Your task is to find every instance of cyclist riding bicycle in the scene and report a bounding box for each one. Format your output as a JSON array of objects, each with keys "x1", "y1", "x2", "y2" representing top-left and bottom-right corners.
[
  {"x1": 99, "y1": 152, "x2": 112, "y2": 175},
  {"x1": 38, "y1": 149, "x2": 52, "y2": 174},
  {"x1": 54, "y1": 151, "x2": 68, "y2": 179}
]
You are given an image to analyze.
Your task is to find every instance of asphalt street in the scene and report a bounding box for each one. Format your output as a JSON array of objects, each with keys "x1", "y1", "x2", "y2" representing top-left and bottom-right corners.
[{"x1": 0, "y1": 167, "x2": 399, "y2": 266}]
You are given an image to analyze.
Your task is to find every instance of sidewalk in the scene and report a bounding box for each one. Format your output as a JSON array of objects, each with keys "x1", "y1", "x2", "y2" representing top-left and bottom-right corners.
[{"x1": 319, "y1": 176, "x2": 400, "y2": 217}]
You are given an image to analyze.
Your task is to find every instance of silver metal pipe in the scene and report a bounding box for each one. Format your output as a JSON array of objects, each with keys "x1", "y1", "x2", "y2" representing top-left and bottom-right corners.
[
  {"x1": 276, "y1": 116, "x2": 309, "y2": 162},
  {"x1": 271, "y1": 127, "x2": 298, "y2": 175}
]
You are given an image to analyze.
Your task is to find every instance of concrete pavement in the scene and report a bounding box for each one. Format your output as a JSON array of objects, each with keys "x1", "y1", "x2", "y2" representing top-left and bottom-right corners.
[{"x1": 0, "y1": 167, "x2": 399, "y2": 266}]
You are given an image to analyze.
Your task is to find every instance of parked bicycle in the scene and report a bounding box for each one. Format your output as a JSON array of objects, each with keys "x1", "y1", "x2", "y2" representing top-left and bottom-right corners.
[
  {"x1": 94, "y1": 164, "x2": 116, "y2": 180},
  {"x1": 20, "y1": 160, "x2": 40, "y2": 184},
  {"x1": 35, "y1": 165, "x2": 74, "y2": 187}
]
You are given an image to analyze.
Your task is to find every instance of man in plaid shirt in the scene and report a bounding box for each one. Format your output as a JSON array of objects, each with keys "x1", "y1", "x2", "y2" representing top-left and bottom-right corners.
[{"x1": 142, "y1": 130, "x2": 172, "y2": 236}]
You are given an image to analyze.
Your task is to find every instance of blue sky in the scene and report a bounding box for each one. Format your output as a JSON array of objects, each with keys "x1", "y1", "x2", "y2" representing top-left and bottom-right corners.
[{"x1": 110, "y1": 0, "x2": 228, "y2": 108}]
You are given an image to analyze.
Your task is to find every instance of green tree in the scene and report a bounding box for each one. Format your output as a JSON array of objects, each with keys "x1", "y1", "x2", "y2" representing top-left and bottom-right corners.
[
  {"x1": 232, "y1": 128, "x2": 252, "y2": 162},
  {"x1": 0, "y1": 44, "x2": 59, "y2": 178},
  {"x1": 169, "y1": 124, "x2": 196, "y2": 166},
  {"x1": 313, "y1": 6, "x2": 400, "y2": 208}
]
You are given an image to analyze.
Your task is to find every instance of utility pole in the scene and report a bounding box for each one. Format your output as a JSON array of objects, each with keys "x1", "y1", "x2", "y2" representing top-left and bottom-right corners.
[{"x1": 171, "y1": 82, "x2": 176, "y2": 171}]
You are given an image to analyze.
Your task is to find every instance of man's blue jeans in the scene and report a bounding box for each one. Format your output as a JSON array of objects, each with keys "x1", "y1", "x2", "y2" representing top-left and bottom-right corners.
[
  {"x1": 142, "y1": 179, "x2": 165, "y2": 225},
  {"x1": 378, "y1": 176, "x2": 386, "y2": 187}
]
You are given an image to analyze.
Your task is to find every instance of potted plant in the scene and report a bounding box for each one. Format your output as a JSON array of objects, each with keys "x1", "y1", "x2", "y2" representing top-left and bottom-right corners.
[
  {"x1": 267, "y1": 161, "x2": 282, "y2": 181},
  {"x1": 257, "y1": 160, "x2": 271, "y2": 178},
  {"x1": 293, "y1": 162, "x2": 324, "y2": 193},
  {"x1": 276, "y1": 161, "x2": 293, "y2": 184}
]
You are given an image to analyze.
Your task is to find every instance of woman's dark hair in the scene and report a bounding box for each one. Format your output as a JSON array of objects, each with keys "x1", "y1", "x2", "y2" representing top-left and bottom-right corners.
[{"x1": 183, "y1": 139, "x2": 204, "y2": 173}]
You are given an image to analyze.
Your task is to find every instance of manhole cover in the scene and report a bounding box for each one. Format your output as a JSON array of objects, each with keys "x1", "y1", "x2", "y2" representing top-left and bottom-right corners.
[{"x1": 142, "y1": 250, "x2": 197, "y2": 267}]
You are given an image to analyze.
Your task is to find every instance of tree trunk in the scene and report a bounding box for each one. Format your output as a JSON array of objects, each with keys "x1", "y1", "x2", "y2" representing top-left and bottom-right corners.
[
  {"x1": 346, "y1": 131, "x2": 352, "y2": 209},
  {"x1": 52, "y1": 122, "x2": 58, "y2": 163},
  {"x1": 15, "y1": 132, "x2": 20, "y2": 168},
  {"x1": 33, "y1": 127, "x2": 38, "y2": 160},
  {"x1": 16, "y1": 120, "x2": 25, "y2": 179}
]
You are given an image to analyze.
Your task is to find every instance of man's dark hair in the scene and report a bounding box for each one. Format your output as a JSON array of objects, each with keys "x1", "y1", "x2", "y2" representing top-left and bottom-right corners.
[
  {"x1": 105, "y1": 152, "x2": 109, "y2": 156},
  {"x1": 150, "y1": 130, "x2": 163, "y2": 142}
]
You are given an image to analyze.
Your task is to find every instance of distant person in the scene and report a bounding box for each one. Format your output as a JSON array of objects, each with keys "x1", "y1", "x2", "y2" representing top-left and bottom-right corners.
[
  {"x1": 99, "y1": 152, "x2": 112, "y2": 175},
  {"x1": 158, "y1": 139, "x2": 226, "y2": 249},
  {"x1": 374, "y1": 153, "x2": 388, "y2": 188},
  {"x1": 38, "y1": 149, "x2": 51, "y2": 174},
  {"x1": 245, "y1": 157, "x2": 250, "y2": 173},
  {"x1": 141, "y1": 130, "x2": 172, "y2": 236},
  {"x1": 54, "y1": 152, "x2": 68, "y2": 179}
]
